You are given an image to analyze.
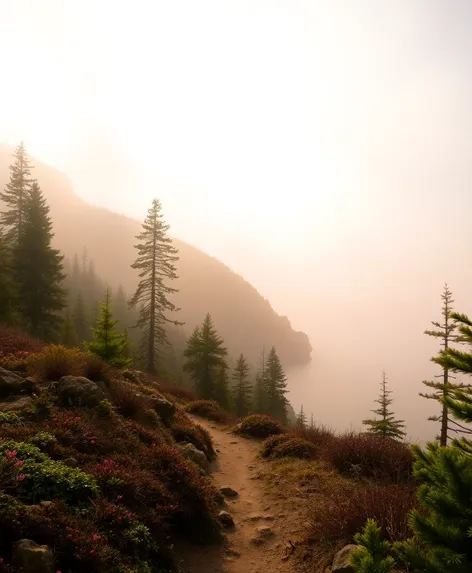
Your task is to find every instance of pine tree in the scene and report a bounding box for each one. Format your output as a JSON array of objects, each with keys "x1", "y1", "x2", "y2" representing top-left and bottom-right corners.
[
  {"x1": 85, "y1": 289, "x2": 131, "y2": 368},
  {"x1": 129, "y1": 198, "x2": 182, "y2": 374},
  {"x1": 252, "y1": 348, "x2": 269, "y2": 414},
  {"x1": 362, "y1": 371, "x2": 406, "y2": 441},
  {"x1": 0, "y1": 142, "x2": 33, "y2": 243},
  {"x1": 13, "y1": 182, "x2": 65, "y2": 340},
  {"x1": 183, "y1": 314, "x2": 228, "y2": 399},
  {"x1": 264, "y1": 346, "x2": 288, "y2": 423},
  {"x1": 351, "y1": 520, "x2": 396, "y2": 573},
  {"x1": 296, "y1": 405, "x2": 307, "y2": 429},
  {"x1": 420, "y1": 284, "x2": 464, "y2": 445},
  {"x1": 72, "y1": 294, "x2": 90, "y2": 342},
  {"x1": 215, "y1": 365, "x2": 232, "y2": 411},
  {"x1": 0, "y1": 230, "x2": 14, "y2": 324},
  {"x1": 232, "y1": 354, "x2": 252, "y2": 417},
  {"x1": 61, "y1": 313, "x2": 79, "y2": 347}
]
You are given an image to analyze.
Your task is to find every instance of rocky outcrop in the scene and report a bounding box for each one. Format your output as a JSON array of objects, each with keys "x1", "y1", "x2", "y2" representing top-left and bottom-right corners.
[
  {"x1": 123, "y1": 369, "x2": 160, "y2": 390},
  {"x1": 0, "y1": 395, "x2": 33, "y2": 412},
  {"x1": 149, "y1": 396, "x2": 175, "y2": 423},
  {"x1": 178, "y1": 442, "x2": 209, "y2": 473},
  {"x1": 331, "y1": 544, "x2": 359, "y2": 573},
  {"x1": 0, "y1": 368, "x2": 37, "y2": 398},
  {"x1": 56, "y1": 376, "x2": 105, "y2": 408},
  {"x1": 11, "y1": 539, "x2": 54, "y2": 573}
]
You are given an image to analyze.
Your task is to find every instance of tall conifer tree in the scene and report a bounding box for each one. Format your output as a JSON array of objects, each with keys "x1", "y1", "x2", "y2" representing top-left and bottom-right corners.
[
  {"x1": 13, "y1": 182, "x2": 65, "y2": 340},
  {"x1": 420, "y1": 284, "x2": 463, "y2": 445},
  {"x1": 264, "y1": 346, "x2": 288, "y2": 423},
  {"x1": 232, "y1": 354, "x2": 252, "y2": 417},
  {"x1": 129, "y1": 198, "x2": 182, "y2": 374},
  {"x1": 252, "y1": 347, "x2": 268, "y2": 414},
  {"x1": 362, "y1": 371, "x2": 406, "y2": 441},
  {"x1": 0, "y1": 142, "x2": 33, "y2": 243},
  {"x1": 0, "y1": 230, "x2": 14, "y2": 324}
]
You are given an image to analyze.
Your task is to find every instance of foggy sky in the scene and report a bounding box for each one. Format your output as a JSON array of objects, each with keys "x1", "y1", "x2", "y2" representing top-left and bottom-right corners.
[{"x1": 1, "y1": 0, "x2": 472, "y2": 440}]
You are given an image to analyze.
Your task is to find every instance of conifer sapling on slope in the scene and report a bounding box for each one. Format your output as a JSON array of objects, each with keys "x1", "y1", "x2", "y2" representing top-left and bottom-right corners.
[
  {"x1": 0, "y1": 142, "x2": 34, "y2": 243},
  {"x1": 296, "y1": 404, "x2": 307, "y2": 429},
  {"x1": 420, "y1": 284, "x2": 464, "y2": 445},
  {"x1": 362, "y1": 371, "x2": 405, "y2": 441},
  {"x1": 129, "y1": 198, "x2": 182, "y2": 374},
  {"x1": 264, "y1": 346, "x2": 288, "y2": 423},
  {"x1": 13, "y1": 181, "x2": 65, "y2": 340},
  {"x1": 351, "y1": 519, "x2": 396, "y2": 573},
  {"x1": 86, "y1": 289, "x2": 132, "y2": 368},
  {"x1": 231, "y1": 353, "x2": 252, "y2": 417},
  {"x1": 183, "y1": 314, "x2": 228, "y2": 400}
]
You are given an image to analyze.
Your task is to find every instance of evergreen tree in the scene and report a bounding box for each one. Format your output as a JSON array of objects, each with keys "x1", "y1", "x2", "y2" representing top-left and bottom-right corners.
[
  {"x1": 61, "y1": 313, "x2": 79, "y2": 347},
  {"x1": 214, "y1": 365, "x2": 232, "y2": 411},
  {"x1": 362, "y1": 371, "x2": 406, "y2": 441},
  {"x1": 0, "y1": 230, "x2": 14, "y2": 324},
  {"x1": 264, "y1": 346, "x2": 288, "y2": 423},
  {"x1": 183, "y1": 314, "x2": 228, "y2": 399},
  {"x1": 85, "y1": 289, "x2": 131, "y2": 368},
  {"x1": 72, "y1": 294, "x2": 90, "y2": 342},
  {"x1": 252, "y1": 348, "x2": 269, "y2": 414},
  {"x1": 13, "y1": 182, "x2": 65, "y2": 340},
  {"x1": 309, "y1": 413, "x2": 315, "y2": 428},
  {"x1": 296, "y1": 405, "x2": 307, "y2": 429},
  {"x1": 351, "y1": 520, "x2": 396, "y2": 573},
  {"x1": 231, "y1": 354, "x2": 252, "y2": 417},
  {"x1": 129, "y1": 198, "x2": 182, "y2": 374},
  {"x1": 0, "y1": 142, "x2": 33, "y2": 243},
  {"x1": 420, "y1": 284, "x2": 463, "y2": 445}
]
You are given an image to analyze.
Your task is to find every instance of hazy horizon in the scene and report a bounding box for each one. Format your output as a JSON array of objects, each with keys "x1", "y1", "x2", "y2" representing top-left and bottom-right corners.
[{"x1": 2, "y1": 0, "x2": 472, "y2": 441}]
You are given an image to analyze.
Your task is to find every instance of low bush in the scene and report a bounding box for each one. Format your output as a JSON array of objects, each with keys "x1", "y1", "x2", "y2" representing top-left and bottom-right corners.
[
  {"x1": 260, "y1": 433, "x2": 294, "y2": 458},
  {"x1": 0, "y1": 350, "x2": 31, "y2": 373},
  {"x1": 82, "y1": 355, "x2": 115, "y2": 385},
  {"x1": 296, "y1": 424, "x2": 336, "y2": 450},
  {"x1": 237, "y1": 414, "x2": 285, "y2": 438},
  {"x1": 325, "y1": 432, "x2": 413, "y2": 483},
  {"x1": 0, "y1": 325, "x2": 43, "y2": 355},
  {"x1": 27, "y1": 345, "x2": 85, "y2": 381},
  {"x1": 171, "y1": 411, "x2": 215, "y2": 459},
  {"x1": 184, "y1": 400, "x2": 235, "y2": 424},
  {"x1": 95, "y1": 400, "x2": 114, "y2": 418},
  {"x1": 108, "y1": 380, "x2": 150, "y2": 419},
  {"x1": 271, "y1": 437, "x2": 318, "y2": 460},
  {"x1": 28, "y1": 432, "x2": 58, "y2": 453},
  {"x1": 0, "y1": 412, "x2": 22, "y2": 426}
]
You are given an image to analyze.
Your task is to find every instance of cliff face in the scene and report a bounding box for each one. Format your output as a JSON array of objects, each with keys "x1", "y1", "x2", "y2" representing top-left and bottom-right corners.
[{"x1": 0, "y1": 145, "x2": 312, "y2": 366}]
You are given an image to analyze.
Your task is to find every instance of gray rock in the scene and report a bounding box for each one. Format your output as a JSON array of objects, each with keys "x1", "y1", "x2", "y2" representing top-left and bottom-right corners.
[
  {"x1": 149, "y1": 395, "x2": 175, "y2": 423},
  {"x1": 218, "y1": 510, "x2": 235, "y2": 529},
  {"x1": 332, "y1": 544, "x2": 359, "y2": 573},
  {"x1": 40, "y1": 501, "x2": 53, "y2": 509},
  {"x1": 0, "y1": 368, "x2": 36, "y2": 398},
  {"x1": 250, "y1": 525, "x2": 274, "y2": 545},
  {"x1": 123, "y1": 369, "x2": 160, "y2": 389},
  {"x1": 12, "y1": 539, "x2": 54, "y2": 573},
  {"x1": 220, "y1": 486, "x2": 238, "y2": 498},
  {"x1": 63, "y1": 457, "x2": 78, "y2": 468},
  {"x1": 57, "y1": 376, "x2": 105, "y2": 408},
  {"x1": 178, "y1": 443, "x2": 209, "y2": 473},
  {"x1": 0, "y1": 395, "x2": 33, "y2": 412}
]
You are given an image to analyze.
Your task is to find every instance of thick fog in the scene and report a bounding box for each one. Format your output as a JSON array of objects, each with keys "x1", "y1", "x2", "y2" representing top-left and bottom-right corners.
[{"x1": 1, "y1": 1, "x2": 472, "y2": 441}]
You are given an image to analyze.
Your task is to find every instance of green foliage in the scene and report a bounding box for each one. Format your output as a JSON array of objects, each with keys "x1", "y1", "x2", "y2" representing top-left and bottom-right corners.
[
  {"x1": 214, "y1": 365, "x2": 232, "y2": 411},
  {"x1": 183, "y1": 315, "x2": 228, "y2": 400},
  {"x1": 0, "y1": 411, "x2": 22, "y2": 425},
  {"x1": 12, "y1": 182, "x2": 66, "y2": 340},
  {"x1": 363, "y1": 371, "x2": 406, "y2": 441},
  {"x1": 28, "y1": 432, "x2": 58, "y2": 451},
  {"x1": 421, "y1": 284, "x2": 464, "y2": 446},
  {"x1": 231, "y1": 353, "x2": 252, "y2": 417},
  {"x1": 351, "y1": 520, "x2": 396, "y2": 573},
  {"x1": 238, "y1": 414, "x2": 285, "y2": 438},
  {"x1": 95, "y1": 400, "x2": 114, "y2": 418},
  {"x1": 264, "y1": 346, "x2": 288, "y2": 423},
  {"x1": 27, "y1": 345, "x2": 85, "y2": 381},
  {"x1": 129, "y1": 198, "x2": 182, "y2": 374},
  {"x1": 85, "y1": 289, "x2": 132, "y2": 368}
]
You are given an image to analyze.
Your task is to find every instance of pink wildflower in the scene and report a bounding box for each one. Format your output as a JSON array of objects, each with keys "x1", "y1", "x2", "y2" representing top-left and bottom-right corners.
[{"x1": 15, "y1": 473, "x2": 26, "y2": 482}]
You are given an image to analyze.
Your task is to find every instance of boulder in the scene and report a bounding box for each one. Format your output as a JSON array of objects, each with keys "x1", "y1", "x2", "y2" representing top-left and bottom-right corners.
[
  {"x1": 57, "y1": 376, "x2": 105, "y2": 408},
  {"x1": 149, "y1": 396, "x2": 175, "y2": 423},
  {"x1": 331, "y1": 544, "x2": 359, "y2": 573},
  {"x1": 250, "y1": 525, "x2": 274, "y2": 545},
  {"x1": 218, "y1": 510, "x2": 235, "y2": 528},
  {"x1": 0, "y1": 395, "x2": 33, "y2": 412},
  {"x1": 178, "y1": 443, "x2": 209, "y2": 473},
  {"x1": 220, "y1": 486, "x2": 238, "y2": 498},
  {"x1": 123, "y1": 369, "x2": 160, "y2": 389},
  {"x1": 12, "y1": 539, "x2": 54, "y2": 573},
  {"x1": 0, "y1": 368, "x2": 36, "y2": 398}
]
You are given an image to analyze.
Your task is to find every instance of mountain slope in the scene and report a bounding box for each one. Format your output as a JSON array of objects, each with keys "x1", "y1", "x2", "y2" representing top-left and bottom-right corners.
[{"x1": 0, "y1": 145, "x2": 311, "y2": 367}]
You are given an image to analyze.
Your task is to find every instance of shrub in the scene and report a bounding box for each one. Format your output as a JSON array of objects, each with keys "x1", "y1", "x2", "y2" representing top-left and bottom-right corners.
[
  {"x1": 237, "y1": 414, "x2": 285, "y2": 438},
  {"x1": 108, "y1": 380, "x2": 150, "y2": 419},
  {"x1": 28, "y1": 432, "x2": 58, "y2": 453},
  {"x1": 261, "y1": 433, "x2": 294, "y2": 458},
  {"x1": 296, "y1": 424, "x2": 336, "y2": 450},
  {"x1": 82, "y1": 355, "x2": 115, "y2": 385},
  {"x1": 0, "y1": 325, "x2": 43, "y2": 354},
  {"x1": 171, "y1": 411, "x2": 215, "y2": 459},
  {"x1": 0, "y1": 350, "x2": 31, "y2": 373},
  {"x1": 27, "y1": 345, "x2": 85, "y2": 381},
  {"x1": 271, "y1": 437, "x2": 318, "y2": 460},
  {"x1": 184, "y1": 399, "x2": 235, "y2": 424},
  {"x1": 160, "y1": 385, "x2": 196, "y2": 404},
  {"x1": 0, "y1": 412, "x2": 22, "y2": 426},
  {"x1": 326, "y1": 432, "x2": 413, "y2": 483},
  {"x1": 95, "y1": 400, "x2": 114, "y2": 418}
]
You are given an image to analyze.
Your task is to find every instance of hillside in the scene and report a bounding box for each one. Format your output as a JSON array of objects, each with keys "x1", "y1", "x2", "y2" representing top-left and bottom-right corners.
[{"x1": 0, "y1": 145, "x2": 311, "y2": 368}]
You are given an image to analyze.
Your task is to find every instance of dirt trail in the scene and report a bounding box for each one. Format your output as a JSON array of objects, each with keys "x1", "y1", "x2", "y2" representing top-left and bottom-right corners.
[{"x1": 177, "y1": 416, "x2": 302, "y2": 573}]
